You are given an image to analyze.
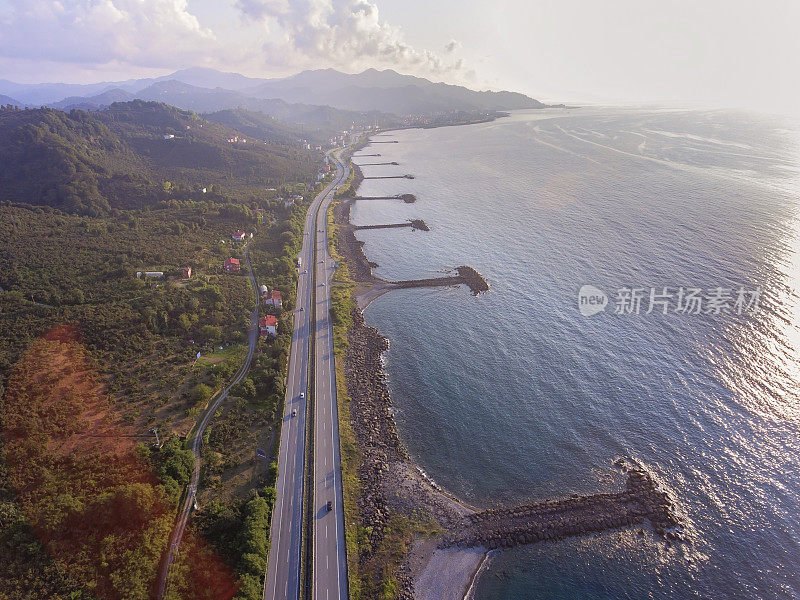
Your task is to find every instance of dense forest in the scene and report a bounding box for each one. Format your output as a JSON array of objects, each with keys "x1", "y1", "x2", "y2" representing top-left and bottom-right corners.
[
  {"x1": 0, "y1": 102, "x2": 323, "y2": 599},
  {"x1": 205, "y1": 108, "x2": 327, "y2": 145},
  {"x1": 0, "y1": 101, "x2": 320, "y2": 216}
]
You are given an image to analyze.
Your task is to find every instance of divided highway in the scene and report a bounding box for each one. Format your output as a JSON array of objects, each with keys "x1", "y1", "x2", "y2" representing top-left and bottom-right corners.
[
  {"x1": 311, "y1": 150, "x2": 350, "y2": 600},
  {"x1": 264, "y1": 149, "x2": 350, "y2": 600}
]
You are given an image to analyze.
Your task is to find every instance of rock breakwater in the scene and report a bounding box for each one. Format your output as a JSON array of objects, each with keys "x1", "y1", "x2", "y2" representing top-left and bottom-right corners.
[{"x1": 445, "y1": 467, "x2": 680, "y2": 550}]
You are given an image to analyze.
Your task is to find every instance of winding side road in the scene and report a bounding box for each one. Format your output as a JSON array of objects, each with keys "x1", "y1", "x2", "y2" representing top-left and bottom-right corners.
[{"x1": 157, "y1": 243, "x2": 260, "y2": 599}]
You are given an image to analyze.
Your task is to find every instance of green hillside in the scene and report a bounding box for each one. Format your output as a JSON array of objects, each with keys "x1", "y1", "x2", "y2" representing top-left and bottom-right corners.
[
  {"x1": 0, "y1": 100, "x2": 323, "y2": 600},
  {"x1": 0, "y1": 101, "x2": 320, "y2": 216}
]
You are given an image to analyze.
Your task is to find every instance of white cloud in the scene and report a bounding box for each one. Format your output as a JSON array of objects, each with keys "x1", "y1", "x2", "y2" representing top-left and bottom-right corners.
[
  {"x1": 238, "y1": 0, "x2": 466, "y2": 78},
  {"x1": 0, "y1": 0, "x2": 469, "y2": 84},
  {"x1": 0, "y1": 0, "x2": 216, "y2": 69}
]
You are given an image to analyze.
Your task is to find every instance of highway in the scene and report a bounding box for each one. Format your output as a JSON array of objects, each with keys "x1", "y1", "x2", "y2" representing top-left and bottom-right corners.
[
  {"x1": 264, "y1": 149, "x2": 350, "y2": 600},
  {"x1": 311, "y1": 149, "x2": 350, "y2": 600},
  {"x1": 158, "y1": 243, "x2": 260, "y2": 600}
]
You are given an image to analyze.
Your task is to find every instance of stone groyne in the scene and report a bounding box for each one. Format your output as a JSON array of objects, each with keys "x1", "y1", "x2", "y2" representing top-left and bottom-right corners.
[
  {"x1": 360, "y1": 161, "x2": 399, "y2": 166},
  {"x1": 353, "y1": 219, "x2": 429, "y2": 232},
  {"x1": 334, "y1": 199, "x2": 489, "y2": 305},
  {"x1": 445, "y1": 467, "x2": 680, "y2": 550},
  {"x1": 353, "y1": 194, "x2": 417, "y2": 203},
  {"x1": 392, "y1": 266, "x2": 489, "y2": 296},
  {"x1": 363, "y1": 174, "x2": 415, "y2": 180}
]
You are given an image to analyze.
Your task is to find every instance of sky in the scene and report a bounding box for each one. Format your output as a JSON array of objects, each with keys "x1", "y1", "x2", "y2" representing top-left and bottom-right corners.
[{"x1": 0, "y1": 0, "x2": 798, "y2": 114}]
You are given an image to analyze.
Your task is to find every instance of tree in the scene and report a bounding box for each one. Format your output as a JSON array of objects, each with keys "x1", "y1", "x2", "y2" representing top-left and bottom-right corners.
[
  {"x1": 194, "y1": 383, "x2": 213, "y2": 405},
  {"x1": 233, "y1": 377, "x2": 256, "y2": 400},
  {"x1": 177, "y1": 313, "x2": 192, "y2": 331},
  {"x1": 199, "y1": 325, "x2": 222, "y2": 344}
]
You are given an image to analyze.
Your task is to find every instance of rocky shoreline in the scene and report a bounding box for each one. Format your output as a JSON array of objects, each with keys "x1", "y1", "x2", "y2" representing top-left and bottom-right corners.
[
  {"x1": 335, "y1": 143, "x2": 683, "y2": 600},
  {"x1": 340, "y1": 296, "x2": 682, "y2": 599}
]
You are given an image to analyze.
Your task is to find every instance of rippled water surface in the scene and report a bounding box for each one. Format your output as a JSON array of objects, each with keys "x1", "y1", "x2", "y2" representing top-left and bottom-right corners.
[{"x1": 351, "y1": 108, "x2": 800, "y2": 600}]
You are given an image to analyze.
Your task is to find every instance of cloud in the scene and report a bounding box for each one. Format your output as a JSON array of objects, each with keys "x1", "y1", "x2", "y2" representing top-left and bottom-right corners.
[
  {"x1": 234, "y1": 0, "x2": 291, "y2": 22},
  {"x1": 239, "y1": 0, "x2": 465, "y2": 78},
  {"x1": 0, "y1": 0, "x2": 215, "y2": 69},
  {"x1": 444, "y1": 39, "x2": 462, "y2": 54},
  {"x1": 0, "y1": 0, "x2": 469, "y2": 84}
]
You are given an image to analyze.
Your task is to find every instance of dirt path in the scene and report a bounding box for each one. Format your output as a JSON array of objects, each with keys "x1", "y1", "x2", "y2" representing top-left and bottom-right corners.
[{"x1": 157, "y1": 243, "x2": 261, "y2": 599}]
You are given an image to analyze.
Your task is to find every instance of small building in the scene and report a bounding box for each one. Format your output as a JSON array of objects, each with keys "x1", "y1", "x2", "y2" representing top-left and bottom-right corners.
[
  {"x1": 224, "y1": 258, "x2": 240, "y2": 273},
  {"x1": 232, "y1": 230, "x2": 247, "y2": 242},
  {"x1": 263, "y1": 290, "x2": 282, "y2": 309},
  {"x1": 181, "y1": 267, "x2": 192, "y2": 279},
  {"x1": 163, "y1": 134, "x2": 175, "y2": 140},
  {"x1": 259, "y1": 315, "x2": 278, "y2": 337},
  {"x1": 259, "y1": 284, "x2": 268, "y2": 295},
  {"x1": 284, "y1": 198, "x2": 295, "y2": 208},
  {"x1": 137, "y1": 271, "x2": 164, "y2": 278}
]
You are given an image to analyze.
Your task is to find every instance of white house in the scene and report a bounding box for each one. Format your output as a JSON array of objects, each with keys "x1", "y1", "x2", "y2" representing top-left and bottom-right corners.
[
  {"x1": 263, "y1": 290, "x2": 282, "y2": 309},
  {"x1": 259, "y1": 315, "x2": 278, "y2": 337}
]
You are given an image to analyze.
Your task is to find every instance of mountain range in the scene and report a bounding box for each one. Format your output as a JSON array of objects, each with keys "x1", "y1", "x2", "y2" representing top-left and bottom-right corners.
[
  {"x1": 0, "y1": 67, "x2": 549, "y2": 117},
  {"x1": 0, "y1": 94, "x2": 20, "y2": 106}
]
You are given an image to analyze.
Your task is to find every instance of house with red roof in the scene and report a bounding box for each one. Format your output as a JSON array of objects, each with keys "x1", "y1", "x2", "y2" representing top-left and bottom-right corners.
[
  {"x1": 224, "y1": 257, "x2": 240, "y2": 273},
  {"x1": 232, "y1": 230, "x2": 252, "y2": 242},
  {"x1": 263, "y1": 290, "x2": 282, "y2": 309},
  {"x1": 259, "y1": 315, "x2": 278, "y2": 337}
]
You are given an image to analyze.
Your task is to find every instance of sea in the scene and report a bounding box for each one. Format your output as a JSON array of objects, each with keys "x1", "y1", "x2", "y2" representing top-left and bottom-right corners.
[{"x1": 350, "y1": 107, "x2": 800, "y2": 600}]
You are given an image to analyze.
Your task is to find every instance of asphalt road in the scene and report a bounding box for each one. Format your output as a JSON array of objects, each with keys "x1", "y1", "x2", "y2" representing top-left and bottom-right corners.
[
  {"x1": 158, "y1": 243, "x2": 260, "y2": 600},
  {"x1": 312, "y1": 149, "x2": 350, "y2": 600},
  {"x1": 264, "y1": 151, "x2": 350, "y2": 600}
]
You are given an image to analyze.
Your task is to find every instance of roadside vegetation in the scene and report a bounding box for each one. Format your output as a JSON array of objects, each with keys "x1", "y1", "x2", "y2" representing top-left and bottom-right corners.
[
  {"x1": 328, "y1": 147, "x2": 442, "y2": 600},
  {"x1": 327, "y1": 183, "x2": 367, "y2": 598}
]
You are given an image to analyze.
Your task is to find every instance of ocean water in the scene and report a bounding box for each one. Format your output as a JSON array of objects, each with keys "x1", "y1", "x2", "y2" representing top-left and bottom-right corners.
[{"x1": 351, "y1": 108, "x2": 800, "y2": 600}]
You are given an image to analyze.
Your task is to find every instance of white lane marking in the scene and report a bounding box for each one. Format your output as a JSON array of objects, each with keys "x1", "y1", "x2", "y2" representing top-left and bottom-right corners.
[{"x1": 266, "y1": 161, "x2": 343, "y2": 600}]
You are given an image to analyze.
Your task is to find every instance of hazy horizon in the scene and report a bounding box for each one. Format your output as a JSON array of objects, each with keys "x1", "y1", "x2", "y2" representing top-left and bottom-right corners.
[{"x1": 1, "y1": 0, "x2": 798, "y2": 116}]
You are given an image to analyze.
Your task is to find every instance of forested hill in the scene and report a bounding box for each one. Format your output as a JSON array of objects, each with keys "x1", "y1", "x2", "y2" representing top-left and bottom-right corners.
[
  {"x1": 204, "y1": 107, "x2": 308, "y2": 145},
  {"x1": 0, "y1": 100, "x2": 319, "y2": 216}
]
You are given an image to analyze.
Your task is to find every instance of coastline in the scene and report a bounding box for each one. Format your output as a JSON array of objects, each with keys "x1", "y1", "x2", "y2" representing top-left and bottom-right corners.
[
  {"x1": 328, "y1": 142, "x2": 490, "y2": 599},
  {"x1": 331, "y1": 132, "x2": 682, "y2": 600}
]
